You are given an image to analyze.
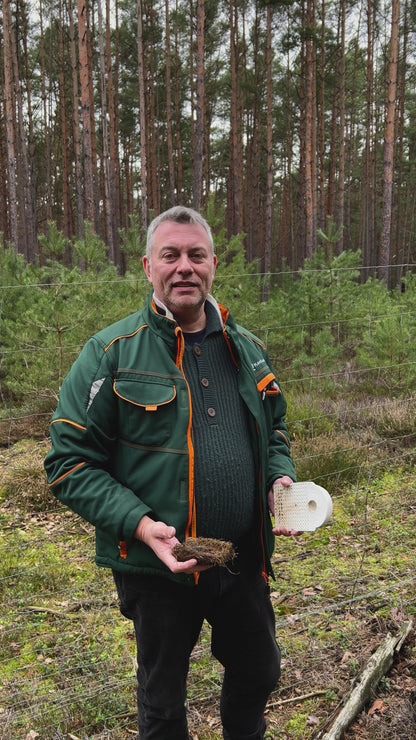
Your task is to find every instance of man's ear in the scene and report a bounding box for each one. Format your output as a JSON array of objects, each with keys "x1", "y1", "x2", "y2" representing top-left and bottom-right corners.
[{"x1": 142, "y1": 255, "x2": 152, "y2": 282}]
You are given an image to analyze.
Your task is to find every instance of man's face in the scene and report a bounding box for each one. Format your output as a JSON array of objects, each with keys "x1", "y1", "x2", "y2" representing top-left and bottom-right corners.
[{"x1": 143, "y1": 221, "x2": 217, "y2": 325}]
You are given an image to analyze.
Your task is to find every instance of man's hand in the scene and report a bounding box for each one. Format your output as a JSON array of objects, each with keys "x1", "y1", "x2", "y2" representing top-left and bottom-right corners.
[
  {"x1": 268, "y1": 476, "x2": 302, "y2": 537},
  {"x1": 134, "y1": 516, "x2": 210, "y2": 574}
]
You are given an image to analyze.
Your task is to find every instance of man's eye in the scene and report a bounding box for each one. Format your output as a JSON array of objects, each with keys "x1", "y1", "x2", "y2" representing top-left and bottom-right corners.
[{"x1": 162, "y1": 252, "x2": 176, "y2": 261}]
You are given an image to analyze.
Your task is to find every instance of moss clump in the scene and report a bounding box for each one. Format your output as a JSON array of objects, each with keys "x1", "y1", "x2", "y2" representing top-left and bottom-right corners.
[{"x1": 173, "y1": 537, "x2": 236, "y2": 566}]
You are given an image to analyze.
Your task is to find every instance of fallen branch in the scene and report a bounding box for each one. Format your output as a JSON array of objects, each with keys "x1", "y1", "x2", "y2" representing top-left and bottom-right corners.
[
  {"x1": 318, "y1": 620, "x2": 413, "y2": 740},
  {"x1": 20, "y1": 605, "x2": 67, "y2": 618},
  {"x1": 267, "y1": 689, "x2": 329, "y2": 709}
]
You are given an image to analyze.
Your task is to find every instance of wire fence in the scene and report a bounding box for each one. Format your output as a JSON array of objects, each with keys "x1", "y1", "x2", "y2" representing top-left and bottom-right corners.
[{"x1": 1, "y1": 267, "x2": 416, "y2": 739}]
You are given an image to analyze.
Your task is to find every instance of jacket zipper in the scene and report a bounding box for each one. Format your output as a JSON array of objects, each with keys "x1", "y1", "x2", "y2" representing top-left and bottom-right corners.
[{"x1": 174, "y1": 327, "x2": 196, "y2": 542}]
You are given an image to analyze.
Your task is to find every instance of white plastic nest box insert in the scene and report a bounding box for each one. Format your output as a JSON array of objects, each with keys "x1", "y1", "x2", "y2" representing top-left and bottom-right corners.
[{"x1": 273, "y1": 481, "x2": 333, "y2": 532}]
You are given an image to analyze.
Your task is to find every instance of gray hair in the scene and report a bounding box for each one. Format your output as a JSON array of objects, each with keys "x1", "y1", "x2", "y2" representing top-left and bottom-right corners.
[{"x1": 145, "y1": 206, "x2": 214, "y2": 258}]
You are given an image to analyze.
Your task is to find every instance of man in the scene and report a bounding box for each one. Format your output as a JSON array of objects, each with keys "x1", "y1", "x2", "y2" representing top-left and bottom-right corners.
[{"x1": 44, "y1": 206, "x2": 296, "y2": 740}]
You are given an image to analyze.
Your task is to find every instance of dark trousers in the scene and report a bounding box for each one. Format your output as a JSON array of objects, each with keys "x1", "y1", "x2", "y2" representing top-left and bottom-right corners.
[{"x1": 113, "y1": 563, "x2": 281, "y2": 740}]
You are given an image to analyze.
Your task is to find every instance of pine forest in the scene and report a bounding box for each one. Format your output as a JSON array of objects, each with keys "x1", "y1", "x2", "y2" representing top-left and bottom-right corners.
[{"x1": 0, "y1": 0, "x2": 414, "y2": 288}]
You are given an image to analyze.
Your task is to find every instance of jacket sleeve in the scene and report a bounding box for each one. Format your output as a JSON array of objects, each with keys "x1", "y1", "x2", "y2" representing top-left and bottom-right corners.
[
  {"x1": 262, "y1": 352, "x2": 296, "y2": 490},
  {"x1": 44, "y1": 337, "x2": 152, "y2": 542}
]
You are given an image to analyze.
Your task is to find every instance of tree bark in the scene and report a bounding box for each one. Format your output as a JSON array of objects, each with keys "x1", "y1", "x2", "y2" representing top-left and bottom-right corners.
[
  {"x1": 97, "y1": 0, "x2": 114, "y2": 259},
  {"x1": 318, "y1": 0, "x2": 326, "y2": 234},
  {"x1": 10, "y1": 0, "x2": 37, "y2": 259},
  {"x1": 136, "y1": 0, "x2": 148, "y2": 228},
  {"x1": 77, "y1": 0, "x2": 97, "y2": 229},
  {"x1": 228, "y1": 0, "x2": 243, "y2": 236},
  {"x1": 174, "y1": 2, "x2": 183, "y2": 199},
  {"x1": 69, "y1": 0, "x2": 84, "y2": 240},
  {"x1": 395, "y1": 0, "x2": 408, "y2": 284},
  {"x1": 165, "y1": 0, "x2": 176, "y2": 205},
  {"x1": 263, "y1": 3, "x2": 273, "y2": 300},
  {"x1": 336, "y1": 0, "x2": 345, "y2": 254},
  {"x1": 106, "y1": 0, "x2": 121, "y2": 263},
  {"x1": 21, "y1": 0, "x2": 38, "y2": 260},
  {"x1": 59, "y1": 0, "x2": 72, "y2": 241},
  {"x1": 303, "y1": 0, "x2": 316, "y2": 258},
  {"x1": 379, "y1": 0, "x2": 400, "y2": 287},
  {"x1": 2, "y1": 0, "x2": 18, "y2": 249},
  {"x1": 192, "y1": 0, "x2": 205, "y2": 210}
]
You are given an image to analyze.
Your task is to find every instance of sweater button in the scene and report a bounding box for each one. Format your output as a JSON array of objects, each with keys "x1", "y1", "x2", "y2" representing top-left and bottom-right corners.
[
  {"x1": 201, "y1": 377, "x2": 209, "y2": 387},
  {"x1": 207, "y1": 407, "x2": 216, "y2": 417},
  {"x1": 194, "y1": 346, "x2": 202, "y2": 356}
]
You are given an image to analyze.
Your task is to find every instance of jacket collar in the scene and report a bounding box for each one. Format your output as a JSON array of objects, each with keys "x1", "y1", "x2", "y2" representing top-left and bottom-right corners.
[{"x1": 151, "y1": 292, "x2": 226, "y2": 331}]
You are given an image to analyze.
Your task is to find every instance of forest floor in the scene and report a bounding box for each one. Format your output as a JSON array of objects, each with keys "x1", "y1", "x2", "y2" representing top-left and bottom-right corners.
[
  {"x1": 1, "y1": 423, "x2": 416, "y2": 739},
  {"x1": 188, "y1": 622, "x2": 416, "y2": 740}
]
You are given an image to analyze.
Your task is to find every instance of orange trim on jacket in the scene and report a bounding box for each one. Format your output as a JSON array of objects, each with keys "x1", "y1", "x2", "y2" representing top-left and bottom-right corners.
[
  {"x1": 274, "y1": 428, "x2": 290, "y2": 446},
  {"x1": 256, "y1": 373, "x2": 277, "y2": 394},
  {"x1": 50, "y1": 418, "x2": 87, "y2": 431},
  {"x1": 48, "y1": 461, "x2": 86, "y2": 487},
  {"x1": 104, "y1": 324, "x2": 148, "y2": 352}
]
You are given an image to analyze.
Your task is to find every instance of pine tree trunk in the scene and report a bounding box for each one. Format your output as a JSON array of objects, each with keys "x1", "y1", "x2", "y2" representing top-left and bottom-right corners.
[
  {"x1": 3, "y1": 0, "x2": 18, "y2": 249},
  {"x1": 304, "y1": 0, "x2": 316, "y2": 258},
  {"x1": 147, "y1": 4, "x2": 158, "y2": 214},
  {"x1": 318, "y1": 0, "x2": 326, "y2": 234},
  {"x1": 39, "y1": 0, "x2": 52, "y2": 234},
  {"x1": 77, "y1": 0, "x2": 96, "y2": 229},
  {"x1": 97, "y1": 0, "x2": 114, "y2": 259},
  {"x1": 336, "y1": 0, "x2": 345, "y2": 254},
  {"x1": 192, "y1": 0, "x2": 204, "y2": 210},
  {"x1": 228, "y1": 0, "x2": 243, "y2": 236},
  {"x1": 165, "y1": 0, "x2": 176, "y2": 205},
  {"x1": 21, "y1": 0, "x2": 38, "y2": 261},
  {"x1": 136, "y1": 0, "x2": 148, "y2": 228},
  {"x1": 11, "y1": 0, "x2": 37, "y2": 259},
  {"x1": 69, "y1": 0, "x2": 84, "y2": 240},
  {"x1": 0, "y1": 98, "x2": 9, "y2": 241},
  {"x1": 263, "y1": 3, "x2": 273, "y2": 300},
  {"x1": 360, "y1": 0, "x2": 375, "y2": 276},
  {"x1": 106, "y1": 0, "x2": 121, "y2": 263},
  {"x1": 59, "y1": 0, "x2": 72, "y2": 241},
  {"x1": 245, "y1": 4, "x2": 261, "y2": 263},
  {"x1": 395, "y1": 0, "x2": 408, "y2": 284},
  {"x1": 379, "y1": 0, "x2": 400, "y2": 287},
  {"x1": 189, "y1": 0, "x2": 195, "y2": 194},
  {"x1": 174, "y1": 3, "x2": 183, "y2": 199}
]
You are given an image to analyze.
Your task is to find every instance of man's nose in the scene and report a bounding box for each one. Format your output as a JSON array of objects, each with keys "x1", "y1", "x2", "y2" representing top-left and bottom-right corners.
[{"x1": 176, "y1": 254, "x2": 193, "y2": 273}]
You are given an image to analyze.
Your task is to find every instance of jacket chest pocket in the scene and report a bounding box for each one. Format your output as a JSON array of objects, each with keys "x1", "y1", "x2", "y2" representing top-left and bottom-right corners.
[{"x1": 113, "y1": 376, "x2": 178, "y2": 446}]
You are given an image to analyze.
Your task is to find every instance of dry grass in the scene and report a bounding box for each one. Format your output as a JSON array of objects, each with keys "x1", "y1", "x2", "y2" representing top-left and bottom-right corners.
[{"x1": 1, "y1": 391, "x2": 416, "y2": 739}]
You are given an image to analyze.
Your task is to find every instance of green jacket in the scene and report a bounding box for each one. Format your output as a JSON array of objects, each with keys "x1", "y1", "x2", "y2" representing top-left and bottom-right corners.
[{"x1": 44, "y1": 292, "x2": 296, "y2": 584}]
